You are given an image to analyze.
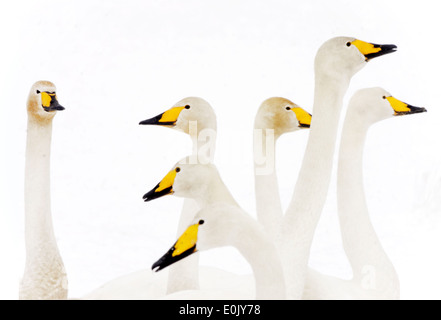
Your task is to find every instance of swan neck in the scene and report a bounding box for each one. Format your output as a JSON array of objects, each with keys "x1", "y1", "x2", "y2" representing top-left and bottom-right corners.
[
  {"x1": 253, "y1": 127, "x2": 283, "y2": 244},
  {"x1": 197, "y1": 173, "x2": 237, "y2": 208},
  {"x1": 235, "y1": 218, "x2": 286, "y2": 300},
  {"x1": 281, "y1": 73, "x2": 349, "y2": 299},
  {"x1": 21, "y1": 117, "x2": 67, "y2": 299},
  {"x1": 338, "y1": 115, "x2": 399, "y2": 290},
  {"x1": 24, "y1": 118, "x2": 57, "y2": 249},
  {"x1": 313, "y1": 73, "x2": 349, "y2": 114},
  {"x1": 285, "y1": 75, "x2": 348, "y2": 228}
]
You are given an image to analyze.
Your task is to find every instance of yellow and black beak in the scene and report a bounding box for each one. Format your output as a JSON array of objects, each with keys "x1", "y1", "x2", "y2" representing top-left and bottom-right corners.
[
  {"x1": 291, "y1": 107, "x2": 312, "y2": 128},
  {"x1": 143, "y1": 168, "x2": 178, "y2": 202},
  {"x1": 139, "y1": 106, "x2": 188, "y2": 126},
  {"x1": 40, "y1": 91, "x2": 65, "y2": 112},
  {"x1": 386, "y1": 96, "x2": 427, "y2": 116},
  {"x1": 152, "y1": 220, "x2": 204, "y2": 272},
  {"x1": 351, "y1": 39, "x2": 397, "y2": 61}
]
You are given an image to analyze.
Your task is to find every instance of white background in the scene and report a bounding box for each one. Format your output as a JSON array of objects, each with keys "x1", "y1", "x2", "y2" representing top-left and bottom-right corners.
[{"x1": 1, "y1": 0, "x2": 440, "y2": 299}]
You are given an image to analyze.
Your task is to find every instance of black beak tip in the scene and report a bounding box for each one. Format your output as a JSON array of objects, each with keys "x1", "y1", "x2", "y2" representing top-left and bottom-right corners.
[
  {"x1": 408, "y1": 104, "x2": 427, "y2": 114},
  {"x1": 151, "y1": 248, "x2": 175, "y2": 272},
  {"x1": 139, "y1": 119, "x2": 151, "y2": 125},
  {"x1": 151, "y1": 262, "x2": 161, "y2": 272},
  {"x1": 43, "y1": 105, "x2": 65, "y2": 112},
  {"x1": 388, "y1": 46, "x2": 397, "y2": 55},
  {"x1": 365, "y1": 44, "x2": 398, "y2": 61},
  {"x1": 142, "y1": 192, "x2": 152, "y2": 202},
  {"x1": 386, "y1": 44, "x2": 398, "y2": 50},
  {"x1": 151, "y1": 244, "x2": 195, "y2": 273},
  {"x1": 139, "y1": 113, "x2": 165, "y2": 126},
  {"x1": 395, "y1": 105, "x2": 428, "y2": 116},
  {"x1": 379, "y1": 44, "x2": 398, "y2": 54},
  {"x1": 143, "y1": 186, "x2": 173, "y2": 203}
]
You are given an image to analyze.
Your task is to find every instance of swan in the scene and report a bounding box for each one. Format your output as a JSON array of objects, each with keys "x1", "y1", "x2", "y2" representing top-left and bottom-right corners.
[
  {"x1": 253, "y1": 97, "x2": 311, "y2": 245},
  {"x1": 146, "y1": 159, "x2": 286, "y2": 300},
  {"x1": 280, "y1": 37, "x2": 397, "y2": 299},
  {"x1": 152, "y1": 204, "x2": 285, "y2": 300},
  {"x1": 20, "y1": 81, "x2": 67, "y2": 300},
  {"x1": 302, "y1": 88, "x2": 426, "y2": 300}
]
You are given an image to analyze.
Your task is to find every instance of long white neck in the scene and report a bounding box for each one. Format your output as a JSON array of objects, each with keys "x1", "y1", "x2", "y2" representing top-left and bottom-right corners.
[
  {"x1": 281, "y1": 74, "x2": 349, "y2": 299},
  {"x1": 233, "y1": 213, "x2": 286, "y2": 300},
  {"x1": 167, "y1": 128, "x2": 217, "y2": 294},
  {"x1": 194, "y1": 172, "x2": 238, "y2": 209},
  {"x1": 253, "y1": 127, "x2": 284, "y2": 246},
  {"x1": 337, "y1": 112, "x2": 399, "y2": 298},
  {"x1": 20, "y1": 117, "x2": 67, "y2": 300}
]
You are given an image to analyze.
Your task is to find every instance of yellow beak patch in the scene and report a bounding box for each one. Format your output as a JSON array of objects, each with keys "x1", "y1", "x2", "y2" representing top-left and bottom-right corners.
[
  {"x1": 155, "y1": 169, "x2": 177, "y2": 193},
  {"x1": 40, "y1": 92, "x2": 56, "y2": 107},
  {"x1": 159, "y1": 106, "x2": 186, "y2": 124},
  {"x1": 386, "y1": 96, "x2": 410, "y2": 114},
  {"x1": 151, "y1": 220, "x2": 205, "y2": 272},
  {"x1": 292, "y1": 107, "x2": 312, "y2": 128},
  {"x1": 351, "y1": 40, "x2": 382, "y2": 57},
  {"x1": 143, "y1": 167, "x2": 179, "y2": 202},
  {"x1": 172, "y1": 220, "x2": 203, "y2": 257}
]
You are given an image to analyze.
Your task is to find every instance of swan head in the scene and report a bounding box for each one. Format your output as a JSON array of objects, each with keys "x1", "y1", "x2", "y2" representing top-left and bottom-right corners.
[
  {"x1": 349, "y1": 87, "x2": 427, "y2": 125},
  {"x1": 139, "y1": 97, "x2": 217, "y2": 134},
  {"x1": 315, "y1": 37, "x2": 397, "y2": 80},
  {"x1": 143, "y1": 158, "x2": 219, "y2": 202},
  {"x1": 27, "y1": 81, "x2": 65, "y2": 123},
  {"x1": 254, "y1": 97, "x2": 312, "y2": 137},
  {"x1": 151, "y1": 205, "x2": 244, "y2": 272}
]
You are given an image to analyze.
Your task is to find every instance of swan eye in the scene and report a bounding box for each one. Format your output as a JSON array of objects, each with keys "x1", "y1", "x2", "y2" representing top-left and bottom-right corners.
[
  {"x1": 175, "y1": 167, "x2": 181, "y2": 173},
  {"x1": 199, "y1": 220, "x2": 205, "y2": 225},
  {"x1": 286, "y1": 106, "x2": 291, "y2": 110},
  {"x1": 346, "y1": 42, "x2": 351, "y2": 47},
  {"x1": 36, "y1": 90, "x2": 41, "y2": 94},
  {"x1": 383, "y1": 96, "x2": 387, "y2": 99},
  {"x1": 185, "y1": 105, "x2": 191, "y2": 109}
]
